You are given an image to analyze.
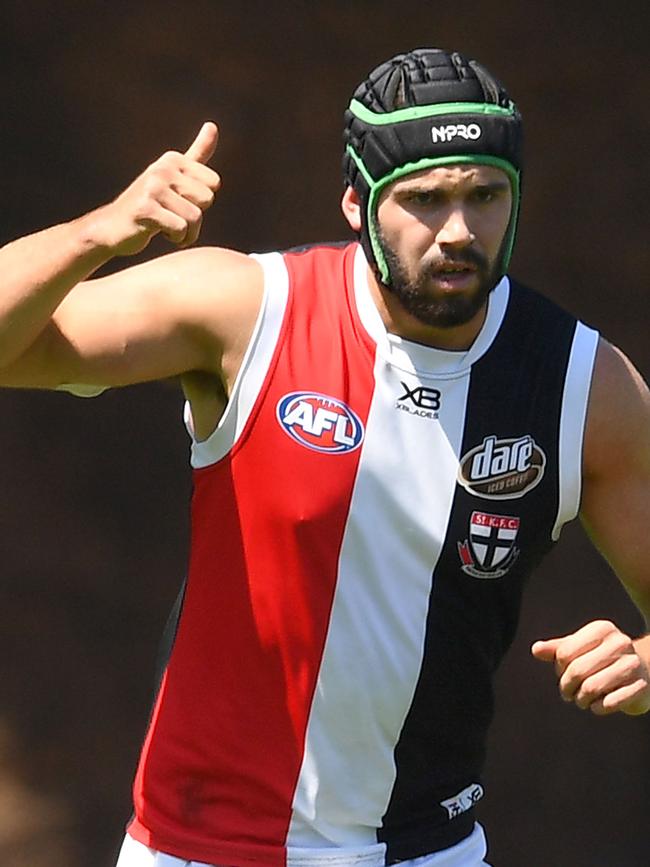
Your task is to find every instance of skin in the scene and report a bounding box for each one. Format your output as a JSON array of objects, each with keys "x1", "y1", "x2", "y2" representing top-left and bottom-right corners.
[
  {"x1": 0, "y1": 122, "x2": 262, "y2": 440},
  {"x1": 0, "y1": 154, "x2": 649, "y2": 715},
  {"x1": 532, "y1": 341, "x2": 650, "y2": 715},
  {"x1": 341, "y1": 164, "x2": 512, "y2": 349},
  {"x1": 0, "y1": 122, "x2": 221, "y2": 369}
]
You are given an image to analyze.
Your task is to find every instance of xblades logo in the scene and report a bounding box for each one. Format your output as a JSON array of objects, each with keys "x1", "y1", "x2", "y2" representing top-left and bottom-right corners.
[
  {"x1": 441, "y1": 783, "x2": 484, "y2": 819},
  {"x1": 396, "y1": 382, "x2": 441, "y2": 419}
]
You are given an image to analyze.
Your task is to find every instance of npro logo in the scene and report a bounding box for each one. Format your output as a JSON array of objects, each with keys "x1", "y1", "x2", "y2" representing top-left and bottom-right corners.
[
  {"x1": 276, "y1": 392, "x2": 364, "y2": 454},
  {"x1": 431, "y1": 123, "x2": 482, "y2": 144}
]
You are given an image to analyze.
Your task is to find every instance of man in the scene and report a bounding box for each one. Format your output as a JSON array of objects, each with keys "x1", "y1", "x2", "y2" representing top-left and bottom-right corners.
[{"x1": 1, "y1": 48, "x2": 649, "y2": 867}]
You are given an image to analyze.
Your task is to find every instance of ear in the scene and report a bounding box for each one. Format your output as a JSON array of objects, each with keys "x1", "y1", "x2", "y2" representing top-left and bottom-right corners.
[{"x1": 341, "y1": 186, "x2": 362, "y2": 232}]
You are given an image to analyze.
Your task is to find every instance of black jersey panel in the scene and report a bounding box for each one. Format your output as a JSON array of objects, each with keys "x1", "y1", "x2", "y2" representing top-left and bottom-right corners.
[{"x1": 381, "y1": 282, "x2": 578, "y2": 862}]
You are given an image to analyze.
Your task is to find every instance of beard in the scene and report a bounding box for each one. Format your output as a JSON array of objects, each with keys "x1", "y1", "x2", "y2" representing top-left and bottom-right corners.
[{"x1": 377, "y1": 230, "x2": 503, "y2": 329}]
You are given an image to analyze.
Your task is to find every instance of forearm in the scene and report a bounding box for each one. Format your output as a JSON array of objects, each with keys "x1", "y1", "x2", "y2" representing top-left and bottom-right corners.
[{"x1": 0, "y1": 211, "x2": 115, "y2": 367}]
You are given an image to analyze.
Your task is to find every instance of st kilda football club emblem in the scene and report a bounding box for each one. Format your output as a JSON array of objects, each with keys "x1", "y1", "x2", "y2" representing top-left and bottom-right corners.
[{"x1": 457, "y1": 511, "x2": 520, "y2": 579}]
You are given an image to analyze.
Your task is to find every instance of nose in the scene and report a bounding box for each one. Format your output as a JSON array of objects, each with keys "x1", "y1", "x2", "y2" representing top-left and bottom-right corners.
[{"x1": 435, "y1": 207, "x2": 475, "y2": 248}]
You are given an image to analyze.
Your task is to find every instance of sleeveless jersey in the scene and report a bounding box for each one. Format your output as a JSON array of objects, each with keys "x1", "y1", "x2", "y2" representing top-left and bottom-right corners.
[{"x1": 127, "y1": 242, "x2": 598, "y2": 866}]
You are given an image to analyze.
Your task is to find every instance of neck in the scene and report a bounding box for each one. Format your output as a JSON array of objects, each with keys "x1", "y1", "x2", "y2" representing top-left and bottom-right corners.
[{"x1": 366, "y1": 266, "x2": 489, "y2": 351}]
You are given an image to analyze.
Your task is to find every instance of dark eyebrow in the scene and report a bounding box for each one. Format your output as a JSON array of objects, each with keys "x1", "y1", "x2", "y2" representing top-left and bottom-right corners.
[
  {"x1": 395, "y1": 179, "x2": 510, "y2": 195},
  {"x1": 474, "y1": 181, "x2": 510, "y2": 193},
  {"x1": 394, "y1": 184, "x2": 444, "y2": 196}
]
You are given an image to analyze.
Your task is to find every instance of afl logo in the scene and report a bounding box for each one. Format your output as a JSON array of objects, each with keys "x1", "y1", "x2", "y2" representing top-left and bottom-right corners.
[
  {"x1": 458, "y1": 434, "x2": 546, "y2": 499},
  {"x1": 276, "y1": 392, "x2": 364, "y2": 454}
]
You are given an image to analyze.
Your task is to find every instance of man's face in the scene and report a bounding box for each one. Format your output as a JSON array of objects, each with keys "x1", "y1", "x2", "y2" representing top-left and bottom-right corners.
[{"x1": 375, "y1": 164, "x2": 513, "y2": 329}]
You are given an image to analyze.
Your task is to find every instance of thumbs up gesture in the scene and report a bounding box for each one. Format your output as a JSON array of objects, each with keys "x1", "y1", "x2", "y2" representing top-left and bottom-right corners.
[
  {"x1": 90, "y1": 122, "x2": 221, "y2": 257},
  {"x1": 532, "y1": 620, "x2": 650, "y2": 716}
]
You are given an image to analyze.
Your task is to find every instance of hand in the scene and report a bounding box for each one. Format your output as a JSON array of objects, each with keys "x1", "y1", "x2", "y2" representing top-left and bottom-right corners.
[
  {"x1": 531, "y1": 619, "x2": 650, "y2": 716},
  {"x1": 90, "y1": 121, "x2": 221, "y2": 256}
]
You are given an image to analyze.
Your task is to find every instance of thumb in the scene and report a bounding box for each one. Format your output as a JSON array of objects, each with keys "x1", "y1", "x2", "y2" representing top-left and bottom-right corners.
[
  {"x1": 531, "y1": 637, "x2": 563, "y2": 662},
  {"x1": 184, "y1": 121, "x2": 219, "y2": 164}
]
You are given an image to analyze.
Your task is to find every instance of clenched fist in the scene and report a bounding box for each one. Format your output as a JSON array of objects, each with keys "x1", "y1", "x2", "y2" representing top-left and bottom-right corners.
[
  {"x1": 532, "y1": 619, "x2": 650, "y2": 716},
  {"x1": 90, "y1": 122, "x2": 221, "y2": 257}
]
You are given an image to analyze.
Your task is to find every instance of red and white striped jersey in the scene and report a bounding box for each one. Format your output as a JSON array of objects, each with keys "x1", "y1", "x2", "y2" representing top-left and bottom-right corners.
[{"x1": 127, "y1": 242, "x2": 598, "y2": 866}]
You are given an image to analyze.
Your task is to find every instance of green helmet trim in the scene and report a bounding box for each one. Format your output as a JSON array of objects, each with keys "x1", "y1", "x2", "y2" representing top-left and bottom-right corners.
[
  {"x1": 345, "y1": 147, "x2": 521, "y2": 284},
  {"x1": 348, "y1": 99, "x2": 516, "y2": 125},
  {"x1": 344, "y1": 95, "x2": 522, "y2": 285}
]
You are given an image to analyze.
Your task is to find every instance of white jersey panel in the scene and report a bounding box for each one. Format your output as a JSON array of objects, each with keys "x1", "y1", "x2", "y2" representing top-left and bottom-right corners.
[
  {"x1": 185, "y1": 252, "x2": 289, "y2": 468},
  {"x1": 551, "y1": 322, "x2": 599, "y2": 540},
  {"x1": 287, "y1": 344, "x2": 472, "y2": 846},
  {"x1": 352, "y1": 245, "x2": 510, "y2": 376}
]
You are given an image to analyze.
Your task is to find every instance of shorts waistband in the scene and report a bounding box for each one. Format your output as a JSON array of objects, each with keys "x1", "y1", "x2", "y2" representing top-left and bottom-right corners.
[
  {"x1": 116, "y1": 834, "x2": 387, "y2": 867},
  {"x1": 286, "y1": 842, "x2": 386, "y2": 866}
]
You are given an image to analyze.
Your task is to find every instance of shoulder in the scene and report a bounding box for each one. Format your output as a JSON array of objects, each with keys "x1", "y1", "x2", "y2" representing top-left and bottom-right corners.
[
  {"x1": 583, "y1": 338, "x2": 650, "y2": 481},
  {"x1": 146, "y1": 244, "x2": 264, "y2": 295},
  {"x1": 93, "y1": 245, "x2": 267, "y2": 371},
  {"x1": 173, "y1": 247, "x2": 268, "y2": 366},
  {"x1": 89, "y1": 244, "x2": 265, "y2": 305},
  {"x1": 127, "y1": 244, "x2": 265, "y2": 332}
]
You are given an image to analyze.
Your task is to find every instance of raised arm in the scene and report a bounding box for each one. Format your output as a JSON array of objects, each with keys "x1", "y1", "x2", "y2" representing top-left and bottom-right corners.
[
  {"x1": 532, "y1": 339, "x2": 650, "y2": 715},
  {"x1": 0, "y1": 122, "x2": 220, "y2": 367},
  {"x1": 0, "y1": 244, "x2": 265, "y2": 396}
]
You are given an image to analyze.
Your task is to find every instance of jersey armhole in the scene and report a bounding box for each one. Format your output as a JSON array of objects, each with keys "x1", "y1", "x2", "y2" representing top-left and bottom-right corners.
[
  {"x1": 185, "y1": 252, "x2": 290, "y2": 469},
  {"x1": 551, "y1": 322, "x2": 600, "y2": 540}
]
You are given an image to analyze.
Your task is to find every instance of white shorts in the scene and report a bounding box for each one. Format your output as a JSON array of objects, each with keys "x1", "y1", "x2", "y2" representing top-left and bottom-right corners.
[{"x1": 115, "y1": 823, "x2": 490, "y2": 867}]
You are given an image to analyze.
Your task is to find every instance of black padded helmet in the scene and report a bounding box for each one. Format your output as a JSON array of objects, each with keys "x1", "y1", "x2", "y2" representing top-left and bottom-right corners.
[{"x1": 342, "y1": 48, "x2": 523, "y2": 285}]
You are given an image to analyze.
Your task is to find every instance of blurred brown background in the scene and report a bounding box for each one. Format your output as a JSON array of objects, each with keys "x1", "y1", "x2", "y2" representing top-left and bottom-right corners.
[{"x1": 0, "y1": 2, "x2": 648, "y2": 865}]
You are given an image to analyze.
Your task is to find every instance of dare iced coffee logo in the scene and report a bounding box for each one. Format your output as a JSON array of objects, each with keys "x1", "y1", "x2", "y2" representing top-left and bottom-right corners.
[{"x1": 458, "y1": 434, "x2": 546, "y2": 499}]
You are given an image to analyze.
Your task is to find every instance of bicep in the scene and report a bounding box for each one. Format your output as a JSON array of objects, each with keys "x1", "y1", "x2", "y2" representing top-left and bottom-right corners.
[
  {"x1": 580, "y1": 339, "x2": 650, "y2": 622},
  {"x1": 50, "y1": 268, "x2": 194, "y2": 386},
  {"x1": 0, "y1": 247, "x2": 263, "y2": 389}
]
